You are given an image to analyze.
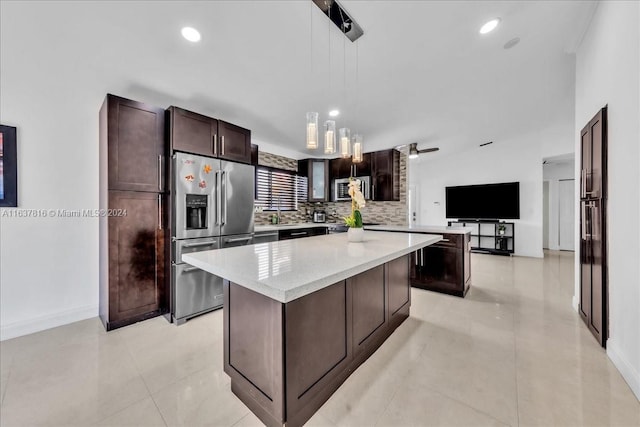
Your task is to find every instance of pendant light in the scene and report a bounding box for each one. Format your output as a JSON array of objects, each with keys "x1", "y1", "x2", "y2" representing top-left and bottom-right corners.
[
  {"x1": 306, "y1": 3, "x2": 319, "y2": 150},
  {"x1": 339, "y1": 127, "x2": 351, "y2": 157},
  {"x1": 306, "y1": 112, "x2": 318, "y2": 149},
  {"x1": 352, "y1": 133, "x2": 363, "y2": 163},
  {"x1": 325, "y1": 120, "x2": 336, "y2": 154},
  {"x1": 351, "y1": 40, "x2": 363, "y2": 163},
  {"x1": 323, "y1": 2, "x2": 336, "y2": 155}
]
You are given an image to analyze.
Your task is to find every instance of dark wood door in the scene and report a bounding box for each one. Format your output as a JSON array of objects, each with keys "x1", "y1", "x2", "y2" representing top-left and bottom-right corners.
[
  {"x1": 330, "y1": 157, "x2": 352, "y2": 180},
  {"x1": 371, "y1": 150, "x2": 400, "y2": 201},
  {"x1": 219, "y1": 120, "x2": 251, "y2": 164},
  {"x1": 108, "y1": 191, "x2": 165, "y2": 325},
  {"x1": 352, "y1": 152, "x2": 372, "y2": 177},
  {"x1": 579, "y1": 106, "x2": 607, "y2": 348},
  {"x1": 350, "y1": 265, "x2": 386, "y2": 356},
  {"x1": 169, "y1": 106, "x2": 218, "y2": 157},
  {"x1": 106, "y1": 95, "x2": 165, "y2": 192},
  {"x1": 421, "y1": 243, "x2": 462, "y2": 295}
]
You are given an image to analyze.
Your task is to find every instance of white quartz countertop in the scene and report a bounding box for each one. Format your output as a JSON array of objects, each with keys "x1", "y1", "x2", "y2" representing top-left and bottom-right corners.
[
  {"x1": 365, "y1": 225, "x2": 474, "y2": 235},
  {"x1": 183, "y1": 231, "x2": 441, "y2": 303}
]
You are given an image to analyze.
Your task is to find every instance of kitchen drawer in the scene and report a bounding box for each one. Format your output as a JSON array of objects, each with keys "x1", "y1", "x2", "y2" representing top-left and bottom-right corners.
[
  {"x1": 431, "y1": 234, "x2": 462, "y2": 249},
  {"x1": 278, "y1": 227, "x2": 327, "y2": 240}
]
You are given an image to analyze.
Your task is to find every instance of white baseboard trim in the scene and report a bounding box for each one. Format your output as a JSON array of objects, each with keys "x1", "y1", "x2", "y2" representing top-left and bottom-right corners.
[
  {"x1": 607, "y1": 339, "x2": 640, "y2": 402},
  {"x1": 572, "y1": 295, "x2": 579, "y2": 312},
  {"x1": 0, "y1": 304, "x2": 98, "y2": 341}
]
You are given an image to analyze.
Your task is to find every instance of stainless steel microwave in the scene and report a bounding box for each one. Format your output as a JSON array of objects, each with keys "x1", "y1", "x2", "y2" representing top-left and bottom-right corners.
[{"x1": 333, "y1": 176, "x2": 371, "y2": 201}]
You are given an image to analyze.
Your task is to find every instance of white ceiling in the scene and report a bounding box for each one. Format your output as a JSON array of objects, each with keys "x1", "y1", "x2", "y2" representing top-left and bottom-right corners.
[{"x1": 3, "y1": 0, "x2": 596, "y2": 159}]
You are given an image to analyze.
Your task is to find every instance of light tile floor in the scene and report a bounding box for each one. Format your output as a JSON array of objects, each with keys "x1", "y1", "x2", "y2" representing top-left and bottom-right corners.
[{"x1": 1, "y1": 251, "x2": 639, "y2": 426}]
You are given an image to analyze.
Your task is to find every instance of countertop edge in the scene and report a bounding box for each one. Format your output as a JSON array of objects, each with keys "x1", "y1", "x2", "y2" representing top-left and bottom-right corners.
[{"x1": 183, "y1": 233, "x2": 442, "y2": 303}]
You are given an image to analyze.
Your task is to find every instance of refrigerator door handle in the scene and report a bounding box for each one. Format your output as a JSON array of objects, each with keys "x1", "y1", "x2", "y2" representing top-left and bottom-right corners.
[
  {"x1": 216, "y1": 170, "x2": 222, "y2": 226},
  {"x1": 591, "y1": 204, "x2": 599, "y2": 240},
  {"x1": 221, "y1": 171, "x2": 227, "y2": 226},
  {"x1": 158, "y1": 195, "x2": 162, "y2": 230},
  {"x1": 158, "y1": 155, "x2": 163, "y2": 191}
]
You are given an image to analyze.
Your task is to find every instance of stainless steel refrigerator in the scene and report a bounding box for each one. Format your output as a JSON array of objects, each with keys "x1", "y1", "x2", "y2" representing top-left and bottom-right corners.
[{"x1": 171, "y1": 152, "x2": 255, "y2": 324}]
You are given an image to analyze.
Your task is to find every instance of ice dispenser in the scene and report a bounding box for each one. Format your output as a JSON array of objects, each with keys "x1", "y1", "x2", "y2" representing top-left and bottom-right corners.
[{"x1": 185, "y1": 194, "x2": 208, "y2": 229}]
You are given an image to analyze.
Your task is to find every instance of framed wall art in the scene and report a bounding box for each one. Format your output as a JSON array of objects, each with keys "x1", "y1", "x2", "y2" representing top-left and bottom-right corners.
[{"x1": 0, "y1": 124, "x2": 18, "y2": 207}]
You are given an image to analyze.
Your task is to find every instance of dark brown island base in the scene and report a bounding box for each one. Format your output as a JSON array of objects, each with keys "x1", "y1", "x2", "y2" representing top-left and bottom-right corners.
[
  {"x1": 366, "y1": 225, "x2": 473, "y2": 297},
  {"x1": 224, "y1": 255, "x2": 409, "y2": 427},
  {"x1": 182, "y1": 231, "x2": 440, "y2": 426}
]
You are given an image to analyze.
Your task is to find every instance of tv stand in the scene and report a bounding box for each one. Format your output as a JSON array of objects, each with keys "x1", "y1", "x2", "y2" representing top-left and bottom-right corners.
[{"x1": 448, "y1": 219, "x2": 514, "y2": 256}]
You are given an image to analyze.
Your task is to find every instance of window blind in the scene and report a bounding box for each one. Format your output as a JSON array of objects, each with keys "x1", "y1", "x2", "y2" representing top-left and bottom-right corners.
[{"x1": 255, "y1": 166, "x2": 308, "y2": 211}]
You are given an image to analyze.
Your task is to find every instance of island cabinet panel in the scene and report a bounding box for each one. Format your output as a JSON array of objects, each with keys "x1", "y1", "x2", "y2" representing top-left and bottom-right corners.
[
  {"x1": 225, "y1": 283, "x2": 285, "y2": 421},
  {"x1": 387, "y1": 255, "x2": 411, "y2": 324},
  {"x1": 350, "y1": 265, "x2": 387, "y2": 356},
  {"x1": 284, "y1": 281, "x2": 351, "y2": 418}
]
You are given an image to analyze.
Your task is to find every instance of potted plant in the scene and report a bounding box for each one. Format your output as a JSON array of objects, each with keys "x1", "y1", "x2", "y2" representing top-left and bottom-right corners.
[
  {"x1": 498, "y1": 224, "x2": 506, "y2": 236},
  {"x1": 344, "y1": 178, "x2": 366, "y2": 242}
]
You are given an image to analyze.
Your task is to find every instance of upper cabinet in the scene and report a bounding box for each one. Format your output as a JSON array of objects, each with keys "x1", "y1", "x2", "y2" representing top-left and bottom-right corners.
[
  {"x1": 218, "y1": 120, "x2": 251, "y2": 163},
  {"x1": 102, "y1": 94, "x2": 166, "y2": 193},
  {"x1": 168, "y1": 106, "x2": 251, "y2": 164},
  {"x1": 580, "y1": 107, "x2": 607, "y2": 200},
  {"x1": 330, "y1": 153, "x2": 371, "y2": 180},
  {"x1": 371, "y1": 149, "x2": 400, "y2": 201},
  {"x1": 298, "y1": 159, "x2": 329, "y2": 202}
]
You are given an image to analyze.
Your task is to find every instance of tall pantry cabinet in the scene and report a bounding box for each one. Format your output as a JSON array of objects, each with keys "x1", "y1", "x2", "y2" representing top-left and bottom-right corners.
[
  {"x1": 99, "y1": 94, "x2": 168, "y2": 331},
  {"x1": 579, "y1": 106, "x2": 607, "y2": 347}
]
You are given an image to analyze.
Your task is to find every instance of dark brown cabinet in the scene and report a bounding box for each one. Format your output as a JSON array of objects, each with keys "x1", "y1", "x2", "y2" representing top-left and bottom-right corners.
[
  {"x1": 410, "y1": 233, "x2": 471, "y2": 297},
  {"x1": 329, "y1": 153, "x2": 372, "y2": 180},
  {"x1": 278, "y1": 227, "x2": 327, "y2": 240},
  {"x1": 103, "y1": 94, "x2": 165, "y2": 192},
  {"x1": 99, "y1": 94, "x2": 168, "y2": 331},
  {"x1": 580, "y1": 106, "x2": 607, "y2": 347},
  {"x1": 103, "y1": 191, "x2": 166, "y2": 329},
  {"x1": 218, "y1": 120, "x2": 251, "y2": 163},
  {"x1": 298, "y1": 159, "x2": 329, "y2": 202},
  {"x1": 223, "y1": 255, "x2": 411, "y2": 427},
  {"x1": 168, "y1": 106, "x2": 251, "y2": 164},
  {"x1": 167, "y1": 106, "x2": 217, "y2": 157},
  {"x1": 371, "y1": 149, "x2": 400, "y2": 201}
]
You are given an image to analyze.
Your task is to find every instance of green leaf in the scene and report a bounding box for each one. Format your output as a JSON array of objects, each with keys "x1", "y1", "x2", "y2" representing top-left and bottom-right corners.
[{"x1": 354, "y1": 210, "x2": 363, "y2": 228}]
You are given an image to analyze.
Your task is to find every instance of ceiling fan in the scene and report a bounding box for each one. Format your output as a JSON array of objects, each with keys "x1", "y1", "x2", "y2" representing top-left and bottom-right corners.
[{"x1": 408, "y1": 143, "x2": 439, "y2": 159}]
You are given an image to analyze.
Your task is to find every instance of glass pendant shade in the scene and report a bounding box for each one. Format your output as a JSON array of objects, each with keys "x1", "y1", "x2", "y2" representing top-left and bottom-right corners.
[
  {"x1": 306, "y1": 112, "x2": 319, "y2": 149},
  {"x1": 352, "y1": 134, "x2": 363, "y2": 163},
  {"x1": 324, "y1": 120, "x2": 336, "y2": 154},
  {"x1": 339, "y1": 128, "x2": 351, "y2": 158}
]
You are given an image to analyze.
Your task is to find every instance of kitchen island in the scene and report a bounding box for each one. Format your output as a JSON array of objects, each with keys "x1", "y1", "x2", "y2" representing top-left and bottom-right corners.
[
  {"x1": 183, "y1": 231, "x2": 441, "y2": 427},
  {"x1": 365, "y1": 224, "x2": 473, "y2": 297}
]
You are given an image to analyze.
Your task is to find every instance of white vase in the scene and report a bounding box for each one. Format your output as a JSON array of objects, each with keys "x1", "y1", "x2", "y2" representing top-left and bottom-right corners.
[{"x1": 347, "y1": 227, "x2": 364, "y2": 242}]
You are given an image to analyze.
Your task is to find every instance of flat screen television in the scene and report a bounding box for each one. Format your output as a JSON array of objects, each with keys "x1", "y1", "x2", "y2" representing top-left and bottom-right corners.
[{"x1": 446, "y1": 182, "x2": 520, "y2": 219}]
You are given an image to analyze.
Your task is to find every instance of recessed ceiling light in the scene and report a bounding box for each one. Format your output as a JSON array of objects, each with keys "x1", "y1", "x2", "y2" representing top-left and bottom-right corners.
[
  {"x1": 328, "y1": 110, "x2": 340, "y2": 117},
  {"x1": 479, "y1": 18, "x2": 500, "y2": 35},
  {"x1": 181, "y1": 27, "x2": 201, "y2": 42}
]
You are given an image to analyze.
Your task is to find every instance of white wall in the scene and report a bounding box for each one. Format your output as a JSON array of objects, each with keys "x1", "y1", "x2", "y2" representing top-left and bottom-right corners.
[
  {"x1": 409, "y1": 124, "x2": 574, "y2": 258},
  {"x1": 543, "y1": 161, "x2": 574, "y2": 250},
  {"x1": 575, "y1": 0, "x2": 640, "y2": 400}
]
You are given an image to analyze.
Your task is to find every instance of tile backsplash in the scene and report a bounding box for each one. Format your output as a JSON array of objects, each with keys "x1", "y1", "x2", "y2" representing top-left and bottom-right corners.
[{"x1": 254, "y1": 150, "x2": 408, "y2": 226}]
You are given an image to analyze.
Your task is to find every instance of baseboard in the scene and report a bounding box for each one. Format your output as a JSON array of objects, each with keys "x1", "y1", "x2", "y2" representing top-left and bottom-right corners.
[
  {"x1": 0, "y1": 304, "x2": 98, "y2": 341},
  {"x1": 607, "y1": 339, "x2": 640, "y2": 402},
  {"x1": 572, "y1": 295, "x2": 579, "y2": 312}
]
